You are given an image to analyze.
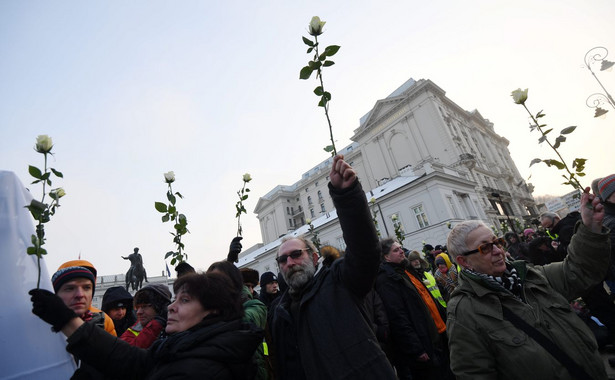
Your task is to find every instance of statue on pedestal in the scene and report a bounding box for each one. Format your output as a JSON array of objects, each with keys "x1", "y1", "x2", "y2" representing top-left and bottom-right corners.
[{"x1": 122, "y1": 247, "x2": 148, "y2": 291}]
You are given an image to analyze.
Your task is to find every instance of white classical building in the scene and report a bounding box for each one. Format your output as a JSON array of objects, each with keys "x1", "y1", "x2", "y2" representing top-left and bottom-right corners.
[{"x1": 238, "y1": 78, "x2": 537, "y2": 275}]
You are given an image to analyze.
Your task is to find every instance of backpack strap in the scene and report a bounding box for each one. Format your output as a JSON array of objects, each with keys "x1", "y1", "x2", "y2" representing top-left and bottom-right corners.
[{"x1": 501, "y1": 305, "x2": 592, "y2": 380}]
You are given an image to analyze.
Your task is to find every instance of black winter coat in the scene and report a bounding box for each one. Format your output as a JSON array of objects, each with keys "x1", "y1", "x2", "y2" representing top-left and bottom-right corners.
[
  {"x1": 66, "y1": 317, "x2": 264, "y2": 380},
  {"x1": 267, "y1": 179, "x2": 396, "y2": 380},
  {"x1": 551, "y1": 211, "x2": 581, "y2": 257},
  {"x1": 375, "y1": 262, "x2": 445, "y2": 368}
]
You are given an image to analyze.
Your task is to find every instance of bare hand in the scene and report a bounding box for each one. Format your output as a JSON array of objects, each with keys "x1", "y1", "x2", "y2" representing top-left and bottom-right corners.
[
  {"x1": 417, "y1": 352, "x2": 430, "y2": 362},
  {"x1": 580, "y1": 187, "x2": 604, "y2": 233},
  {"x1": 329, "y1": 154, "x2": 356, "y2": 190}
]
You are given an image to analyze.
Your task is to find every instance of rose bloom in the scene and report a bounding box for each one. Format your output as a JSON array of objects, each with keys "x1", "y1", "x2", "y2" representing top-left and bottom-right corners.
[
  {"x1": 309, "y1": 16, "x2": 326, "y2": 36},
  {"x1": 243, "y1": 173, "x2": 252, "y2": 182},
  {"x1": 35, "y1": 135, "x2": 53, "y2": 153},
  {"x1": 51, "y1": 188, "x2": 66, "y2": 198},
  {"x1": 511, "y1": 88, "x2": 528, "y2": 105},
  {"x1": 164, "y1": 171, "x2": 175, "y2": 183}
]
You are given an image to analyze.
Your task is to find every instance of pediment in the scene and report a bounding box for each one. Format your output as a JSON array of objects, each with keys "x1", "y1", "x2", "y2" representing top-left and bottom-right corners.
[{"x1": 361, "y1": 97, "x2": 404, "y2": 129}]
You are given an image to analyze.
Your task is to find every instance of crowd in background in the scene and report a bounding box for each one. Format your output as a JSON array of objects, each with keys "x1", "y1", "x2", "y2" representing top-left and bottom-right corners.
[{"x1": 27, "y1": 161, "x2": 615, "y2": 380}]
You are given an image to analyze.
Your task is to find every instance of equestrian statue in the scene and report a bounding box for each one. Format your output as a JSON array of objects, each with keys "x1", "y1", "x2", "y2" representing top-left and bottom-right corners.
[{"x1": 122, "y1": 247, "x2": 148, "y2": 291}]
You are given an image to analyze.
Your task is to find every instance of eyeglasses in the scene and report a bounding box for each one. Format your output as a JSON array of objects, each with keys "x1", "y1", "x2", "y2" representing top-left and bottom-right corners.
[
  {"x1": 461, "y1": 237, "x2": 506, "y2": 256},
  {"x1": 276, "y1": 248, "x2": 310, "y2": 264},
  {"x1": 134, "y1": 303, "x2": 153, "y2": 311}
]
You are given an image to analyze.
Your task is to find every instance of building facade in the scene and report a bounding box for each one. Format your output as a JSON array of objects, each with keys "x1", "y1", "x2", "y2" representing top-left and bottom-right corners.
[{"x1": 240, "y1": 78, "x2": 537, "y2": 275}]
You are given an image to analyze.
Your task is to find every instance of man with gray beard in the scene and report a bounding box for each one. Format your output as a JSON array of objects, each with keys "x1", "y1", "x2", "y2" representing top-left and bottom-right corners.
[{"x1": 267, "y1": 155, "x2": 396, "y2": 380}]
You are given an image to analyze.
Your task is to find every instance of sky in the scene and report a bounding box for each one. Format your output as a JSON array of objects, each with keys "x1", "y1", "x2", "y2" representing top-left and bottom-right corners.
[{"x1": 2, "y1": 1, "x2": 614, "y2": 278}]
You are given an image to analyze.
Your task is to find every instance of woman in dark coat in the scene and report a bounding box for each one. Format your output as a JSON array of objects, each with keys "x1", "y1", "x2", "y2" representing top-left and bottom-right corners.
[{"x1": 29, "y1": 272, "x2": 264, "y2": 380}]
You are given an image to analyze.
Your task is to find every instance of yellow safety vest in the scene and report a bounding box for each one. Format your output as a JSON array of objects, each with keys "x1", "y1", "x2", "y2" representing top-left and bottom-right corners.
[{"x1": 423, "y1": 271, "x2": 447, "y2": 308}]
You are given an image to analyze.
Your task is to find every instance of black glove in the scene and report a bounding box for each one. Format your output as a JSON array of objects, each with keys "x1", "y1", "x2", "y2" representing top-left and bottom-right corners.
[
  {"x1": 29, "y1": 288, "x2": 78, "y2": 332},
  {"x1": 227, "y1": 236, "x2": 243, "y2": 263}
]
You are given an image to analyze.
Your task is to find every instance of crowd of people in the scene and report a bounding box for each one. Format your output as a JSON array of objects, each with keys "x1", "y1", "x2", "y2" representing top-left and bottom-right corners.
[{"x1": 28, "y1": 158, "x2": 615, "y2": 379}]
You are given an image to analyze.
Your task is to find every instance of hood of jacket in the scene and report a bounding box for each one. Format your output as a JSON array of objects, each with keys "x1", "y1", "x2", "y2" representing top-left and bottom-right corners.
[{"x1": 101, "y1": 286, "x2": 134, "y2": 312}]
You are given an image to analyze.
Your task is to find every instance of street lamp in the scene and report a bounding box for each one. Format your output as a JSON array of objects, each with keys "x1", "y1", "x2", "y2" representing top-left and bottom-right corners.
[{"x1": 584, "y1": 47, "x2": 615, "y2": 117}]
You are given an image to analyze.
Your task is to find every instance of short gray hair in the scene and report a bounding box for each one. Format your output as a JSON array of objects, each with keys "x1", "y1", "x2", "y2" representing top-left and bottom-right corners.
[
  {"x1": 539, "y1": 211, "x2": 559, "y2": 223},
  {"x1": 447, "y1": 220, "x2": 486, "y2": 259},
  {"x1": 279, "y1": 235, "x2": 317, "y2": 256}
]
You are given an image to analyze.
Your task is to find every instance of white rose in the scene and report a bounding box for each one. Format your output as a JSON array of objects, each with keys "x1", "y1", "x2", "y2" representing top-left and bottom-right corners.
[
  {"x1": 392, "y1": 214, "x2": 398, "y2": 221},
  {"x1": 511, "y1": 88, "x2": 528, "y2": 105},
  {"x1": 35, "y1": 135, "x2": 53, "y2": 153},
  {"x1": 306, "y1": 218, "x2": 312, "y2": 224},
  {"x1": 370, "y1": 197, "x2": 376, "y2": 203},
  {"x1": 52, "y1": 188, "x2": 66, "y2": 198},
  {"x1": 164, "y1": 171, "x2": 175, "y2": 183},
  {"x1": 308, "y1": 16, "x2": 326, "y2": 36},
  {"x1": 243, "y1": 173, "x2": 252, "y2": 182}
]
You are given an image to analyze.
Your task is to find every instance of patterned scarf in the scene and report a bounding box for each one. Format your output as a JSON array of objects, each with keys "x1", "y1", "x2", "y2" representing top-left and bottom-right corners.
[{"x1": 464, "y1": 263, "x2": 523, "y2": 298}]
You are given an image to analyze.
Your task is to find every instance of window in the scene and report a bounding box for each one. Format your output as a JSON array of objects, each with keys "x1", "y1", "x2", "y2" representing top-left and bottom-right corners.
[
  {"x1": 289, "y1": 219, "x2": 293, "y2": 226},
  {"x1": 318, "y1": 190, "x2": 323, "y2": 200},
  {"x1": 320, "y1": 203, "x2": 326, "y2": 212},
  {"x1": 286, "y1": 207, "x2": 290, "y2": 215},
  {"x1": 308, "y1": 196, "x2": 313, "y2": 205},
  {"x1": 310, "y1": 209, "x2": 315, "y2": 218},
  {"x1": 305, "y1": 188, "x2": 308, "y2": 192},
  {"x1": 412, "y1": 205, "x2": 429, "y2": 228},
  {"x1": 315, "y1": 181, "x2": 319, "y2": 186},
  {"x1": 336, "y1": 237, "x2": 347, "y2": 252},
  {"x1": 447, "y1": 196, "x2": 459, "y2": 218},
  {"x1": 291, "y1": 207, "x2": 294, "y2": 215}
]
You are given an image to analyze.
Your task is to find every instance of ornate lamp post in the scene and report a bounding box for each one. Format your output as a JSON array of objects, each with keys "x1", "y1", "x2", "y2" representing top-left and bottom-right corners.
[{"x1": 584, "y1": 47, "x2": 615, "y2": 118}]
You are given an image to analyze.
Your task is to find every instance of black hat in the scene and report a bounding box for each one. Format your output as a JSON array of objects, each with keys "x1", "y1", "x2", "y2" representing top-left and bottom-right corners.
[{"x1": 260, "y1": 272, "x2": 278, "y2": 287}]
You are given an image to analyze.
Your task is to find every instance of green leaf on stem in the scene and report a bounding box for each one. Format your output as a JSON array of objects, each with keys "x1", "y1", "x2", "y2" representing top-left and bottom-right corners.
[
  {"x1": 300, "y1": 66, "x2": 313, "y2": 80},
  {"x1": 553, "y1": 136, "x2": 566, "y2": 149},
  {"x1": 536, "y1": 110, "x2": 545, "y2": 118},
  {"x1": 314, "y1": 86, "x2": 324, "y2": 95},
  {"x1": 544, "y1": 159, "x2": 565, "y2": 169},
  {"x1": 538, "y1": 136, "x2": 547, "y2": 144},
  {"x1": 324, "y1": 45, "x2": 340, "y2": 56},
  {"x1": 162, "y1": 214, "x2": 170, "y2": 222},
  {"x1": 543, "y1": 128, "x2": 552, "y2": 135},
  {"x1": 154, "y1": 202, "x2": 167, "y2": 213},
  {"x1": 50, "y1": 168, "x2": 63, "y2": 178},
  {"x1": 560, "y1": 126, "x2": 577, "y2": 135},
  {"x1": 323, "y1": 60, "x2": 335, "y2": 67},
  {"x1": 324, "y1": 145, "x2": 334, "y2": 153},
  {"x1": 529, "y1": 158, "x2": 542, "y2": 167},
  {"x1": 167, "y1": 192, "x2": 176, "y2": 205},
  {"x1": 28, "y1": 165, "x2": 43, "y2": 179},
  {"x1": 302, "y1": 36, "x2": 314, "y2": 46}
]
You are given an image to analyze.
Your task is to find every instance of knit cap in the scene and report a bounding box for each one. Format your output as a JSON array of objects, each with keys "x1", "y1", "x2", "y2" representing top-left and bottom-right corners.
[
  {"x1": 52, "y1": 266, "x2": 96, "y2": 293},
  {"x1": 134, "y1": 284, "x2": 172, "y2": 314},
  {"x1": 523, "y1": 228, "x2": 534, "y2": 237},
  {"x1": 598, "y1": 174, "x2": 615, "y2": 202},
  {"x1": 260, "y1": 272, "x2": 278, "y2": 287},
  {"x1": 58, "y1": 259, "x2": 98, "y2": 279},
  {"x1": 435, "y1": 253, "x2": 452, "y2": 269}
]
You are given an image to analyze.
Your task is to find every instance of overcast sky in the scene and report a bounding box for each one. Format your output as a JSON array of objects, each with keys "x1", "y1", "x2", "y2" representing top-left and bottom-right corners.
[{"x1": 2, "y1": 0, "x2": 614, "y2": 278}]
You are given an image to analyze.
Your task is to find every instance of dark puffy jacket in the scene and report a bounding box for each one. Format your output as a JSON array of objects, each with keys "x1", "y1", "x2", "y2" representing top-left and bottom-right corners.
[
  {"x1": 375, "y1": 262, "x2": 444, "y2": 368},
  {"x1": 267, "y1": 180, "x2": 396, "y2": 380},
  {"x1": 66, "y1": 317, "x2": 264, "y2": 380},
  {"x1": 550, "y1": 211, "x2": 581, "y2": 257},
  {"x1": 101, "y1": 286, "x2": 136, "y2": 336}
]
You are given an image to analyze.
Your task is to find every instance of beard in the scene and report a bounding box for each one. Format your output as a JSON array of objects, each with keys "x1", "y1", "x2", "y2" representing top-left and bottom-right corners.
[{"x1": 283, "y1": 259, "x2": 316, "y2": 292}]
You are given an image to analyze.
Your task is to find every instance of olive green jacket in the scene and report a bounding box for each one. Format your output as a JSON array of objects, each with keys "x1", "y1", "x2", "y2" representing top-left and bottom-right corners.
[{"x1": 447, "y1": 222, "x2": 610, "y2": 380}]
